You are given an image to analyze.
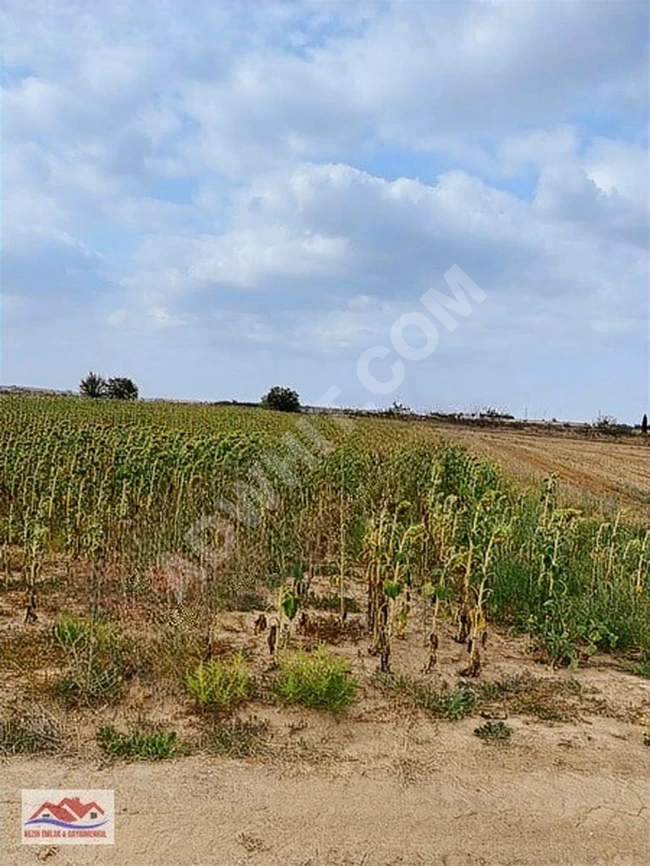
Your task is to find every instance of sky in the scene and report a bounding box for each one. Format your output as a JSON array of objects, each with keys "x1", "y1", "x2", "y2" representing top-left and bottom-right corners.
[{"x1": 1, "y1": 0, "x2": 648, "y2": 422}]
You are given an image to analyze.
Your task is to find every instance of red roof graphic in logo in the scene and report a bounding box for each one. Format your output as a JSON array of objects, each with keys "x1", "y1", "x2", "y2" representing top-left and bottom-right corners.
[{"x1": 29, "y1": 797, "x2": 105, "y2": 824}]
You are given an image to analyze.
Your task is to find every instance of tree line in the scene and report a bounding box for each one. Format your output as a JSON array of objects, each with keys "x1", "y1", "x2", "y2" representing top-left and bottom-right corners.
[
  {"x1": 77, "y1": 372, "x2": 650, "y2": 433},
  {"x1": 79, "y1": 372, "x2": 138, "y2": 400}
]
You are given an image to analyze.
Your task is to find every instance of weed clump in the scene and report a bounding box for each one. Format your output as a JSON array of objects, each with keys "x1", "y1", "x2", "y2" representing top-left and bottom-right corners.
[
  {"x1": 274, "y1": 648, "x2": 358, "y2": 712},
  {"x1": 185, "y1": 655, "x2": 252, "y2": 711},
  {"x1": 475, "y1": 673, "x2": 582, "y2": 723},
  {"x1": 474, "y1": 720, "x2": 512, "y2": 743},
  {"x1": 97, "y1": 725, "x2": 180, "y2": 760},
  {"x1": 374, "y1": 673, "x2": 475, "y2": 720},
  {"x1": 629, "y1": 662, "x2": 650, "y2": 679},
  {"x1": 207, "y1": 716, "x2": 270, "y2": 758}
]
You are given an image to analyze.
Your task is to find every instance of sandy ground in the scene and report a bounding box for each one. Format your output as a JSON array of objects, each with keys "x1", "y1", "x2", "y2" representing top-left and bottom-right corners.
[
  {"x1": 1, "y1": 600, "x2": 650, "y2": 865},
  {"x1": 2, "y1": 713, "x2": 649, "y2": 866},
  {"x1": 2, "y1": 632, "x2": 650, "y2": 866}
]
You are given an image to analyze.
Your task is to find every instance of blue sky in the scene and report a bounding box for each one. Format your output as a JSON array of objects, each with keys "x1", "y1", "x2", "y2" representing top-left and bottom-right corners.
[{"x1": 1, "y1": 0, "x2": 648, "y2": 422}]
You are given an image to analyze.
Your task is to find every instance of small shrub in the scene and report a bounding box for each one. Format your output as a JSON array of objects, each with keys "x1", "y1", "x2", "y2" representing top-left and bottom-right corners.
[
  {"x1": 274, "y1": 648, "x2": 358, "y2": 712},
  {"x1": 97, "y1": 725, "x2": 180, "y2": 760},
  {"x1": 474, "y1": 720, "x2": 512, "y2": 743},
  {"x1": 185, "y1": 655, "x2": 252, "y2": 711},
  {"x1": 106, "y1": 377, "x2": 138, "y2": 400},
  {"x1": 445, "y1": 684, "x2": 476, "y2": 720},
  {"x1": 56, "y1": 666, "x2": 123, "y2": 704},
  {"x1": 142, "y1": 614, "x2": 206, "y2": 684},
  {"x1": 208, "y1": 716, "x2": 270, "y2": 758}
]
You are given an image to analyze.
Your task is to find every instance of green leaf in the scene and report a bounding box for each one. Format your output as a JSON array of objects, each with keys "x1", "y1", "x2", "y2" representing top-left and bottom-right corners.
[
  {"x1": 280, "y1": 587, "x2": 299, "y2": 621},
  {"x1": 383, "y1": 580, "x2": 402, "y2": 599}
]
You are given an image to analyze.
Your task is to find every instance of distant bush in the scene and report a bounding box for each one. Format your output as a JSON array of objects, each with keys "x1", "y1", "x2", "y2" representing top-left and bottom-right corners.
[
  {"x1": 79, "y1": 372, "x2": 138, "y2": 400},
  {"x1": 107, "y1": 377, "x2": 139, "y2": 400},
  {"x1": 79, "y1": 372, "x2": 106, "y2": 398},
  {"x1": 380, "y1": 400, "x2": 412, "y2": 417},
  {"x1": 261, "y1": 386, "x2": 300, "y2": 413}
]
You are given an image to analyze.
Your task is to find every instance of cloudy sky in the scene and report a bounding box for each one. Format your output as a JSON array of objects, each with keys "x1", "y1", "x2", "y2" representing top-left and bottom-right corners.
[{"x1": 2, "y1": 0, "x2": 648, "y2": 421}]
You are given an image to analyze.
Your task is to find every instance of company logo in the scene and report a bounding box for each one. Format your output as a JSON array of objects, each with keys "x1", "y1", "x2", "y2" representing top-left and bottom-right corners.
[{"x1": 22, "y1": 790, "x2": 115, "y2": 845}]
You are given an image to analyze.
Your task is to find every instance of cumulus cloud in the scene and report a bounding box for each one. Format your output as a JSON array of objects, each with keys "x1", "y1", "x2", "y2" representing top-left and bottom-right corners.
[{"x1": 1, "y1": 0, "x2": 647, "y2": 419}]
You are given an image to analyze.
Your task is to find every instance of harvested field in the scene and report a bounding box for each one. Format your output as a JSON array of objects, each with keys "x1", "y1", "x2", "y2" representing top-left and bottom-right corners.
[{"x1": 437, "y1": 424, "x2": 650, "y2": 519}]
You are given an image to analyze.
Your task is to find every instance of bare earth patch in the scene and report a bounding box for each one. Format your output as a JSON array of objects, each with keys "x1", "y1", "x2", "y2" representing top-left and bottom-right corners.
[
  {"x1": 2, "y1": 719, "x2": 649, "y2": 866},
  {"x1": 1, "y1": 593, "x2": 650, "y2": 865}
]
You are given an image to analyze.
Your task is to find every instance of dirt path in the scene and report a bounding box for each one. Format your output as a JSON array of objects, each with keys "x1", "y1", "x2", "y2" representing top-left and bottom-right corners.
[{"x1": 3, "y1": 712, "x2": 649, "y2": 866}]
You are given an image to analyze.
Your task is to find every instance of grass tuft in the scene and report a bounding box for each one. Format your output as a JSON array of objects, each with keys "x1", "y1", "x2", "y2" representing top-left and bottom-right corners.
[
  {"x1": 629, "y1": 662, "x2": 650, "y2": 679},
  {"x1": 475, "y1": 673, "x2": 582, "y2": 723},
  {"x1": 374, "y1": 673, "x2": 475, "y2": 720}
]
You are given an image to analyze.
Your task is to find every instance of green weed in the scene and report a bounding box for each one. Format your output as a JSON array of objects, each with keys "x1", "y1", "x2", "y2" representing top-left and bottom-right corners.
[
  {"x1": 185, "y1": 655, "x2": 252, "y2": 711},
  {"x1": 274, "y1": 648, "x2": 358, "y2": 712},
  {"x1": 97, "y1": 725, "x2": 180, "y2": 760},
  {"x1": 52, "y1": 614, "x2": 128, "y2": 705},
  {"x1": 474, "y1": 720, "x2": 512, "y2": 743},
  {"x1": 629, "y1": 662, "x2": 650, "y2": 679},
  {"x1": 374, "y1": 673, "x2": 475, "y2": 720}
]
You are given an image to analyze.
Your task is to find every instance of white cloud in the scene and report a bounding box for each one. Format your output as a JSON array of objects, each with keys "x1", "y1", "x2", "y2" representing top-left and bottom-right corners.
[{"x1": 1, "y1": 0, "x2": 647, "y2": 419}]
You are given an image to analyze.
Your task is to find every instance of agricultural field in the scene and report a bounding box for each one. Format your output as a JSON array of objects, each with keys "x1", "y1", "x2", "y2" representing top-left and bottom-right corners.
[
  {"x1": 439, "y1": 423, "x2": 650, "y2": 521},
  {"x1": 1, "y1": 395, "x2": 649, "y2": 865}
]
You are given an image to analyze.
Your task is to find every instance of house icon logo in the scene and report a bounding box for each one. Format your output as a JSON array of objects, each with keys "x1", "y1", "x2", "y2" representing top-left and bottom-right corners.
[{"x1": 22, "y1": 790, "x2": 115, "y2": 845}]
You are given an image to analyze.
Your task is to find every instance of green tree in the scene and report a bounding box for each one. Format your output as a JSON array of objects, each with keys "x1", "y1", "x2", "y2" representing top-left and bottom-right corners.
[
  {"x1": 261, "y1": 386, "x2": 301, "y2": 413},
  {"x1": 106, "y1": 377, "x2": 139, "y2": 400},
  {"x1": 79, "y1": 372, "x2": 107, "y2": 398},
  {"x1": 642, "y1": 414, "x2": 648, "y2": 435}
]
